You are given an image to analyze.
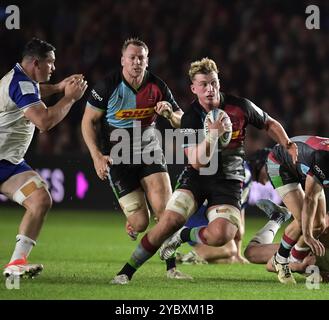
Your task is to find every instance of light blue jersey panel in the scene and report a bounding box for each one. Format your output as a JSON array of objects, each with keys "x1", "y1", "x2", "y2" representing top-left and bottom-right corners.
[
  {"x1": 106, "y1": 82, "x2": 136, "y2": 128},
  {"x1": 300, "y1": 164, "x2": 310, "y2": 176}
]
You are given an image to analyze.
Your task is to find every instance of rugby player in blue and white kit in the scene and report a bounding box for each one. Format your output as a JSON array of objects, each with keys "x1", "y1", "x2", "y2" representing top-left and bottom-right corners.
[{"x1": 0, "y1": 38, "x2": 87, "y2": 278}]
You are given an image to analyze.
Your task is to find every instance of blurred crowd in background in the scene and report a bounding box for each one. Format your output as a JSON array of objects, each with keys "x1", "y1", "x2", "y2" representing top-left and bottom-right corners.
[{"x1": 1, "y1": 0, "x2": 328, "y2": 157}]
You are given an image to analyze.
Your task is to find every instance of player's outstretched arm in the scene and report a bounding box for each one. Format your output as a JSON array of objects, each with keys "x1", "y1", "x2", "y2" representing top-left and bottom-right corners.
[
  {"x1": 40, "y1": 74, "x2": 84, "y2": 98},
  {"x1": 24, "y1": 77, "x2": 87, "y2": 131},
  {"x1": 264, "y1": 116, "x2": 298, "y2": 163}
]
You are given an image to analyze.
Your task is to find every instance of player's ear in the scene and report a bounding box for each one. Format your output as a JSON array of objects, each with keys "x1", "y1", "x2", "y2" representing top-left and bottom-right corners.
[
  {"x1": 190, "y1": 84, "x2": 196, "y2": 94},
  {"x1": 33, "y1": 58, "x2": 40, "y2": 68},
  {"x1": 145, "y1": 56, "x2": 149, "y2": 68},
  {"x1": 121, "y1": 56, "x2": 124, "y2": 67}
]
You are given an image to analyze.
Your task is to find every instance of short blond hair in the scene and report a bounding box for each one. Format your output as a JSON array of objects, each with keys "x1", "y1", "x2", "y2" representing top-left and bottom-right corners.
[
  {"x1": 188, "y1": 58, "x2": 218, "y2": 82},
  {"x1": 122, "y1": 38, "x2": 149, "y2": 55}
]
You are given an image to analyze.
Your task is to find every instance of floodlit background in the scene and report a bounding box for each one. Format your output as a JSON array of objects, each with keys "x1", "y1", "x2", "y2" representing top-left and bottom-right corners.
[
  {"x1": 1, "y1": 0, "x2": 329, "y2": 301},
  {"x1": 1, "y1": 0, "x2": 328, "y2": 210}
]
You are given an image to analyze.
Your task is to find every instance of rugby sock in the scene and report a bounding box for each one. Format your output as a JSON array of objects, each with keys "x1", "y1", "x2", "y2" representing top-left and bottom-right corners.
[
  {"x1": 290, "y1": 245, "x2": 310, "y2": 263},
  {"x1": 276, "y1": 233, "x2": 297, "y2": 263},
  {"x1": 117, "y1": 234, "x2": 158, "y2": 280},
  {"x1": 250, "y1": 221, "x2": 280, "y2": 244},
  {"x1": 181, "y1": 226, "x2": 207, "y2": 245},
  {"x1": 165, "y1": 257, "x2": 176, "y2": 271},
  {"x1": 10, "y1": 234, "x2": 36, "y2": 263},
  {"x1": 270, "y1": 210, "x2": 286, "y2": 224}
]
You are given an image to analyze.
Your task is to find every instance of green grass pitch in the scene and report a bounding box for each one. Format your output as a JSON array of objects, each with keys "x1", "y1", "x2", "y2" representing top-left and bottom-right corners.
[{"x1": 0, "y1": 208, "x2": 328, "y2": 300}]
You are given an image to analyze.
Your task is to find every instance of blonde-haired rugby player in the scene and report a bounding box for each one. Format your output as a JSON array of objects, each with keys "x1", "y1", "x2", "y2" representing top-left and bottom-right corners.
[{"x1": 111, "y1": 57, "x2": 297, "y2": 284}]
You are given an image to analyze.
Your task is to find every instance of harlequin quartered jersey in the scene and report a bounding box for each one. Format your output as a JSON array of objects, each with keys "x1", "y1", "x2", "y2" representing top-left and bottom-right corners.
[
  {"x1": 86, "y1": 69, "x2": 180, "y2": 129},
  {"x1": 179, "y1": 92, "x2": 269, "y2": 181},
  {"x1": 0, "y1": 63, "x2": 41, "y2": 164},
  {"x1": 271, "y1": 135, "x2": 329, "y2": 186}
]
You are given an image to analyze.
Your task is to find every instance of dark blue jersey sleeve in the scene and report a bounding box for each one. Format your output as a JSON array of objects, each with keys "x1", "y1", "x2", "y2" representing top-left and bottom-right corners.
[
  {"x1": 9, "y1": 79, "x2": 41, "y2": 109},
  {"x1": 87, "y1": 79, "x2": 110, "y2": 111}
]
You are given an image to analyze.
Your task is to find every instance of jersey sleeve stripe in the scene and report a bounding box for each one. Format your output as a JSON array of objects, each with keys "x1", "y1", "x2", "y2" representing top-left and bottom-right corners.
[
  {"x1": 86, "y1": 102, "x2": 105, "y2": 112},
  {"x1": 21, "y1": 100, "x2": 42, "y2": 111}
]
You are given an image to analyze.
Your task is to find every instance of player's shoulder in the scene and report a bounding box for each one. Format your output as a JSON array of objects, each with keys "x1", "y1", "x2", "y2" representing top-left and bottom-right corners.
[
  {"x1": 0, "y1": 67, "x2": 15, "y2": 89},
  {"x1": 94, "y1": 69, "x2": 122, "y2": 88},
  {"x1": 223, "y1": 92, "x2": 267, "y2": 122},
  {"x1": 184, "y1": 100, "x2": 203, "y2": 117},
  {"x1": 222, "y1": 92, "x2": 250, "y2": 108},
  {"x1": 181, "y1": 100, "x2": 204, "y2": 127},
  {"x1": 9, "y1": 64, "x2": 39, "y2": 97},
  {"x1": 11, "y1": 64, "x2": 36, "y2": 86},
  {"x1": 90, "y1": 69, "x2": 122, "y2": 100},
  {"x1": 145, "y1": 70, "x2": 168, "y2": 87}
]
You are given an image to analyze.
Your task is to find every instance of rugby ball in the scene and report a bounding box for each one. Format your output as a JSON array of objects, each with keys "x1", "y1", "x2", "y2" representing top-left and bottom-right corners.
[{"x1": 204, "y1": 109, "x2": 232, "y2": 147}]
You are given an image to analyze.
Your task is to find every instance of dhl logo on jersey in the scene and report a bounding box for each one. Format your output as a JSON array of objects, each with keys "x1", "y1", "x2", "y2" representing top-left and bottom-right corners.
[{"x1": 115, "y1": 107, "x2": 155, "y2": 119}]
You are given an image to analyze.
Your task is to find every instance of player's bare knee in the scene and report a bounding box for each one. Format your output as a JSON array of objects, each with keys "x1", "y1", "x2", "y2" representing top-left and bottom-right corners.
[
  {"x1": 132, "y1": 223, "x2": 148, "y2": 233},
  {"x1": 208, "y1": 233, "x2": 232, "y2": 247},
  {"x1": 26, "y1": 189, "x2": 52, "y2": 217},
  {"x1": 225, "y1": 240, "x2": 237, "y2": 257},
  {"x1": 130, "y1": 218, "x2": 149, "y2": 233},
  {"x1": 244, "y1": 246, "x2": 257, "y2": 263},
  {"x1": 13, "y1": 175, "x2": 51, "y2": 215}
]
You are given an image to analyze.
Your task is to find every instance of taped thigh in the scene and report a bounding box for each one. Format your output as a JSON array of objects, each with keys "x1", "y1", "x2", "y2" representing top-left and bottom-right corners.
[
  {"x1": 12, "y1": 175, "x2": 48, "y2": 205},
  {"x1": 165, "y1": 190, "x2": 197, "y2": 220},
  {"x1": 276, "y1": 183, "x2": 299, "y2": 198},
  {"x1": 207, "y1": 205, "x2": 241, "y2": 230},
  {"x1": 119, "y1": 190, "x2": 148, "y2": 218}
]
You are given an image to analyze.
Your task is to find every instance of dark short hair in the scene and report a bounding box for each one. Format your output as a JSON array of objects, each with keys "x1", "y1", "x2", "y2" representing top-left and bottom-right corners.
[
  {"x1": 22, "y1": 37, "x2": 55, "y2": 60},
  {"x1": 121, "y1": 38, "x2": 149, "y2": 55}
]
